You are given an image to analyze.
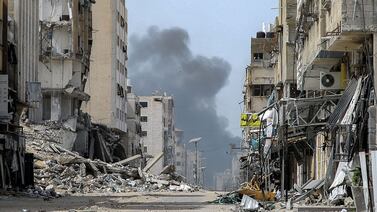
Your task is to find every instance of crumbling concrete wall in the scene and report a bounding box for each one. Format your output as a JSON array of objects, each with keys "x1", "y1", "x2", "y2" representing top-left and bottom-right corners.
[
  {"x1": 38, "y1": 0, "x2": 93, "y2": 122},
  {"x1": 326, "y1": 0, "x2": 377, "y2": 33},
  {"x1": 126, "y1": 89, "x2": 142, "y2": 157}
]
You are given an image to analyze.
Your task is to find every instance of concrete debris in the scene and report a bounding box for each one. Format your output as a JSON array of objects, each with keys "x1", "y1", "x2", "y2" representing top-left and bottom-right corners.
[
  {"x1": 240, "y1": 195, "x2": 260, "y2": 211},
  {"x1": 344, "y1": 197, "x2": 354, "y2": 207},
  {"x1": 25, "y1": 185, "x2": 60, "y2": 199},
  {"x1": 24, "y1": 121, "x2": 196, "y2": 195},
  {"x1": 211, "y1": 191, "x2": 242, "y2": 204}
]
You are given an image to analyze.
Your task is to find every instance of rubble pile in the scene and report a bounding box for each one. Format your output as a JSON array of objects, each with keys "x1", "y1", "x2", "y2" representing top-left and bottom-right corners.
[{"x1": 23, "y1": 122, "x2": 197, "y2": 195}]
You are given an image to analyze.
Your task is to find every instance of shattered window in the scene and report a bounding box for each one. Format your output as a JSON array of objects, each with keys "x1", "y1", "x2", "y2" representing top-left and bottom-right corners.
[
  {"x1": 252, "y1": 85, "x2": 262, "y2": 96},
  {"x1": 140, "y1": 102, "x2": 148, "y2": 108},
  {"x1": 116, "y1": 108, "x2": 120, "y2": 119},
  {"x1": 141, "y1": 116, "x2": 148, "y2": 122},
  {"x1": 141, "y1": 131, "x2": 148, "y2": 137},
  {"x1": 251, "y1": 85, "x2": 274, "y2": 97},
  {"x1": 253, "y1": 53, "x2": 263, "y2": 60}
]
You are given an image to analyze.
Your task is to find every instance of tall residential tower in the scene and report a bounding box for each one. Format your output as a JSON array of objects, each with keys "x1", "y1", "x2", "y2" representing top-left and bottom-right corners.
[{"x1": 84, "y1": 0, "x2": 128, "y2": 133}]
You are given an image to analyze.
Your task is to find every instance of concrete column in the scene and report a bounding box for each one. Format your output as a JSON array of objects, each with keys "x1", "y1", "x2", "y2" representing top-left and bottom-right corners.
[
  {"x1": 278, "y1": 102, "x2": 287, "y2": 200},
  {"x1": 51, "y1": 92, "x2": 61, "y2": 121},
  {"x1": 372, "y1": 33, "x2": 377, "y2": 211}
]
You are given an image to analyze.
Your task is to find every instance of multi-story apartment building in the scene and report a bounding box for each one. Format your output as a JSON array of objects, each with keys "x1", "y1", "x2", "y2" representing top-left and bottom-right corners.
[
  {"x1": 84, "y1": 0, "x2": 128, "y2": 133},
  {"x1": 240, "y1": 31, "x2": 277, "y2": 183},
  {"x1": 139, "y1": 95, "x2": 176, "y2": 175},
  {"x1": 38, "y1": 0, "x2": 93, "y2": 122},
  {"x1": 213, "y1": 169, "x2": 233, "y2": 191},
  {"x1": 243, "y1": 31, "x2": 276, "y2": 114},
  {"x1": 242, "y1": 1, "x2": 377, "y2": 210},
  {"x1": 185, "y1": 150, "x2": 203, "y2": 185},
  {"x1": 174, "y1": 128, "x2": 186, "y2": 177}
]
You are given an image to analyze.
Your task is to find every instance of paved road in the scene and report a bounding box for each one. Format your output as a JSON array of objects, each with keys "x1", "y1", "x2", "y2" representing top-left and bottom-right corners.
[{"x1": 0, "y1": 191, "x2": 236, "y2": 212}]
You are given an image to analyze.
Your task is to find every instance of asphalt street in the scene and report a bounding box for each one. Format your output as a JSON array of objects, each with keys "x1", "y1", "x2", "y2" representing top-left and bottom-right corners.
[{"x1": 0, "y1": 191, "x2": 236, "y2": 212}]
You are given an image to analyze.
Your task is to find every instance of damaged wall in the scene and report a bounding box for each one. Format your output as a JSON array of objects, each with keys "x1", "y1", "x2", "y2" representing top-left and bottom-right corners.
[
  {"x1": 126, "y1": 83, "x2": 142, "y2": 158},
  {"x1": 39, "y1": 0, "x2": 93, "y2": 122}
]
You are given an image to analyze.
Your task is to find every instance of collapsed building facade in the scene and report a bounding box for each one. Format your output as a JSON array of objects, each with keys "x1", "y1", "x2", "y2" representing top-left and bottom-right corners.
[
  {"x1": 39, "y1": 0, "x2": 93, "y2": 122},
  {"x1": 241, "y1": 0, "x2": 377, "y2": 210},
  {"x1": 1, "y1": 0, "x2": 131, "y2": 190},
  {"x1": 1, "y1": 0, "x2": 193, "y2": 194}
]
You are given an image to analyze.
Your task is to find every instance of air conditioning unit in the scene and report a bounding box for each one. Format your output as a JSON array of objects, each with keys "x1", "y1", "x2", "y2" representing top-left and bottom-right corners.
[{"x1": 320, "y1": 71, "x2": 341, "y2": 90}]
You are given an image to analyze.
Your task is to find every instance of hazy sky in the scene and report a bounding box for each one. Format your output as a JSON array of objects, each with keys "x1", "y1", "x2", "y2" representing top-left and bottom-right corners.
[{"x1": 127, "y1": 0, "x2": 277, "y2": 137}]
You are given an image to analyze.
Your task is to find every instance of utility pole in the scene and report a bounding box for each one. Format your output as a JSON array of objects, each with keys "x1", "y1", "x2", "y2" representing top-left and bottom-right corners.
[
  {"x1": 184, "y1": 144, "x2": 187, "y2": 179},
  {"x1": 195, "y1": 141, "x2": 198, "y2": 185}
]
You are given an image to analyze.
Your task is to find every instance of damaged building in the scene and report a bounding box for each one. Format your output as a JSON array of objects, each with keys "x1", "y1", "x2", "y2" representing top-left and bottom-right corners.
[
  {"x1": 0, "y1": 0, "x2": 28, "y2": 189},
  {"x1": 39, "y1": 0, "x2": 93, "y2": 122},
  {"x1": 139, "y1": 95, "x2": 176, "y2": 175},
  {"x1": 241, "y1": 29, "x2": 277, "y2": 183},
  {"x1": 82, "y1": 0, "x2": 132, "y2": 163},
  {"x1": 1, "y1": 0, "x2": 195, "y2": 196},
  {"x1": 240, "y1": 0, "x2": 377, "y2": 211},
  {"x1": 125, "y1": 80, "x2": 142, "y2": 162},
  {"x1": 83, "y1": 0, "x2": 128, "y2": 136}
]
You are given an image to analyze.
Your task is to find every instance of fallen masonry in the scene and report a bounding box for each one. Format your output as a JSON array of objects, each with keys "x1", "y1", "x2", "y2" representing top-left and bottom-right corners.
[
  {"x1": 22, "y1": 121, "x2": 197, "y2": 198},
  {"x1": 211, "y1": 177, "x2": 357, "y2": 211}
]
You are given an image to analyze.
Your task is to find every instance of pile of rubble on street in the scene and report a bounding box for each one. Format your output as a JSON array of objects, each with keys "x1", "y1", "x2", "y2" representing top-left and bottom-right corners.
[
  {"x1": 22, "y1": 121, "x2": 197, "y2": 198},
  {"x1": 212, "y1": 177, "x2": 355, "y2": 211}
]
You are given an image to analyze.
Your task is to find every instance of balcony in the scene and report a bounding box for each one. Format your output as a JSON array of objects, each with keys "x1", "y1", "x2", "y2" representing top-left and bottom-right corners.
[{"x1": 325, "y1": 0, "x2": 377, "y2": 51}]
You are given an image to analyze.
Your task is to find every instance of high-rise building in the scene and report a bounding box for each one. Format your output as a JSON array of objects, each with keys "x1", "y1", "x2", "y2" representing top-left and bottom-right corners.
[
  {"x1": 84, "y1": 0, "x2": 128, "y2": 133},
  {"x1": 139, "y1": 95, "x2": 176, "y2": 175}
]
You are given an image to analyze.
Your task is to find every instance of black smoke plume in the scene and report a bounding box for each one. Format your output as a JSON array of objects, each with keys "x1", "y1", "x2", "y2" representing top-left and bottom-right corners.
[{"x1": 129, "y1": 26, "x2": 240, "y2": 187}]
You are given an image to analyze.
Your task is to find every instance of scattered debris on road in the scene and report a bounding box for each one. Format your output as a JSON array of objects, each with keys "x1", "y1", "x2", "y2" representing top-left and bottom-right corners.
[{"x1": 22, "y1": 121, "x2": 198, "y2": 197}]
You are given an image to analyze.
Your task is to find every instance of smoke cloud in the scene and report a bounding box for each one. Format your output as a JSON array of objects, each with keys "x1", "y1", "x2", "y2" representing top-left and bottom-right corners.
[{"x1": 129, "y1": 26, "x2": 240, "y2": 187}]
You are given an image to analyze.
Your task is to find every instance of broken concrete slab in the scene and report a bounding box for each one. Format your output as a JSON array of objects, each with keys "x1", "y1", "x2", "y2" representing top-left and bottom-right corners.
[
  {"x1": 24, "y1": 121, "x2": 197, "y2": 195},
  {"x1": 160, "y1": 164, "x2": 175, "y2": 175},
  {"x1": 143, "y1": 152, "x2": 164, "y2": 172},
  {"x1": 114, "y1": 154, "x2": 141, "y2": 166}
]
